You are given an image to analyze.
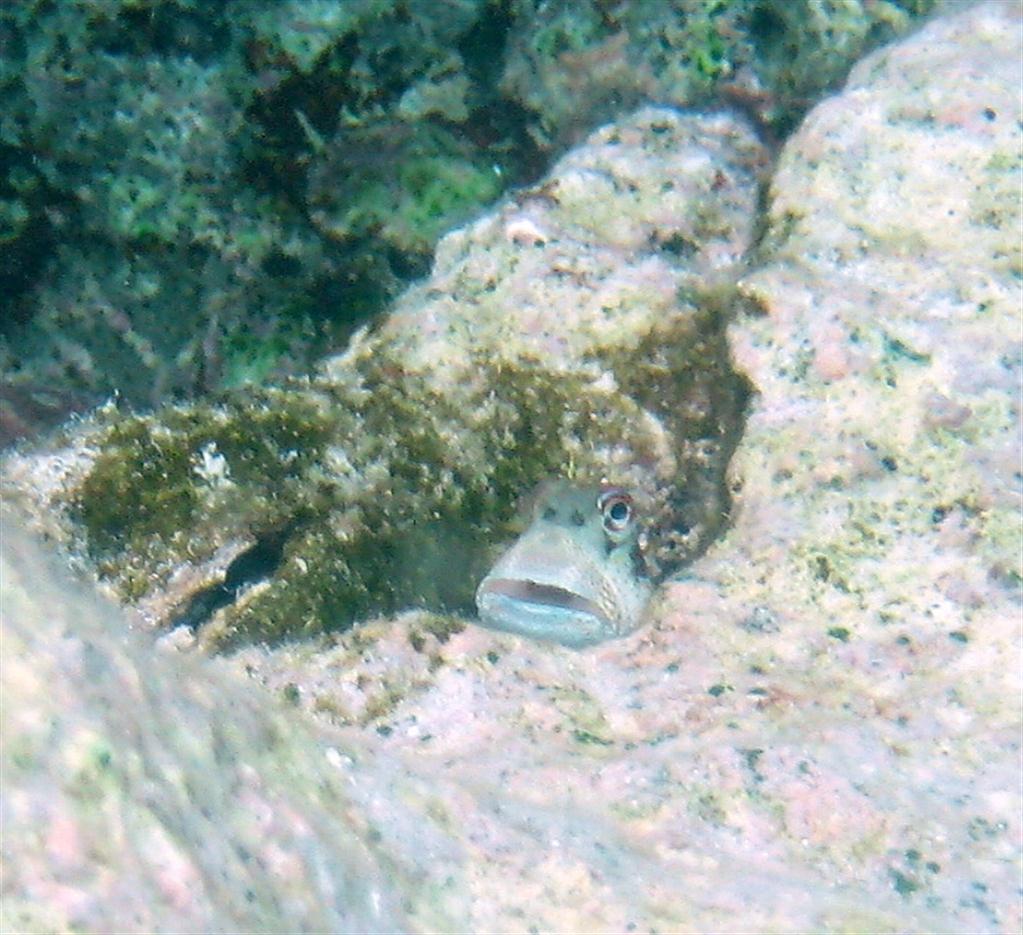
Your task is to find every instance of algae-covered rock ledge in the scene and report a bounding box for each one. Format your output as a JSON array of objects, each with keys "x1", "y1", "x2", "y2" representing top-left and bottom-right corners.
[
  {"x1": 3, "y1": 107, "x2": 766, "y2": 651},
  {"x1": 221, "y1": 4, "x2": 1023, "y2": 929}
]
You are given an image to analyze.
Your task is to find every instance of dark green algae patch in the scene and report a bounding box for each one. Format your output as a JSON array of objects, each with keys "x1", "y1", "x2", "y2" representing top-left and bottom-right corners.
[
  {"x1": 66, "y1": 327, "x2": 745, "y2": 651},
  {"x1": 74, "y1": 393, "x2": 335, "y2": 569}
]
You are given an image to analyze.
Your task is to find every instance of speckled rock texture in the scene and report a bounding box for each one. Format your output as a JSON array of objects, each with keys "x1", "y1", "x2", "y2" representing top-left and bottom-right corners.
[
  {"x1": 0, "y1": 507, "x2": 404, "y2": 934},
  {"x1": 232, "y1": 5, "x2": 1021, "y2": 931},
  {"x1": 2, "y1": 107, "x2": 763, "y2": 651},
  {"x1": 2, "y1": 3, "x2": 1020, "y2": 933}
]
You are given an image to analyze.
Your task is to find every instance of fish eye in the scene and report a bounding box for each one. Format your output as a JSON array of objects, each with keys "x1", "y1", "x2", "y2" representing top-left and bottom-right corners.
[{"x1": 598, "y1": 488, "x2": 633, "y2": 535}]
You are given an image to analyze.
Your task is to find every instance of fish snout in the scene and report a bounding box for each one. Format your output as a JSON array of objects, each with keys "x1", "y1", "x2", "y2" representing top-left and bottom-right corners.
[{"x1": 475, "y1": 527, "x2": 649, "y2": 648}]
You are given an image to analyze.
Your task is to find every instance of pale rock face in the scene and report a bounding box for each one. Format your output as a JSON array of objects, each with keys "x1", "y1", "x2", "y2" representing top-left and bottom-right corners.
[
  {"x1": 253, "y1": 5, "x2": 1018, "y2": 931},
  {"x1": 356, "y1": 108, "x2": 763, "y2": 376},
  {"x1": 0, "y1": 506, "x2": 405, "y2": 934},
  {"x1": 3, "y1": 4, "x2": 1021, "y2": 933}
]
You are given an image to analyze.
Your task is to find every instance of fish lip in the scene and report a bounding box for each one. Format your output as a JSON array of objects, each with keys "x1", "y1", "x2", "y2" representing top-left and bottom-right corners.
[
  {"x1": 475, "y1": 576, "x2": 611, "y2": 627},
  {"x1": 474, "y1": 495, "x2": 652, "y2": 646},
  {"x1": 475, "y1": 576, "x2": 613, "y2": 648}
]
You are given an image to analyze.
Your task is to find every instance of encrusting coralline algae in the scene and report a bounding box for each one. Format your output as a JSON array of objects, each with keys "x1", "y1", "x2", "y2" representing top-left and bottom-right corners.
[{"x1": 4, "y1": 107, "x2": 766, "y2": 651}]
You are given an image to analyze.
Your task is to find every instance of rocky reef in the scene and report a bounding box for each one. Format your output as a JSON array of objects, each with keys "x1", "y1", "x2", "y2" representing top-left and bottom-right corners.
[
  {"x1": 1, "y1": 0, "x2": 935, "y2": 413},
  {"x1": 4, "y1": 107, "x2": 765, "y2": 651},
  {"x1": 2, "y1": 2, "x2": 1020, "y2": 932},
  {"x1": 1, "y1": 505, "x2": 405, "y2": 933}
]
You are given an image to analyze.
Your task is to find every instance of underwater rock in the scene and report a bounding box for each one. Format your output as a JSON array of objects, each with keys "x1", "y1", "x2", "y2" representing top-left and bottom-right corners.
[
  {"x1": 500, "y1": 0, "x2": 939, "y2": 147},
  {"x1": 1, "y1": 0, "x2": 939, "y2": 414},
  {"x1": 0, "y1": 505, "x2": 404, "y2": 934},
  {"x1": 2, "y1": 3, "x2": 1020, "y2": 932},
  {"x1": 3, "y1": 107, "x2": 766, "y2": 651},
  {"x1": 0, "y1": 0, "x2": 511, "y2": 407},
  {"x1": 231, "y1": 4, "x2": 1021, "y2": 932}
]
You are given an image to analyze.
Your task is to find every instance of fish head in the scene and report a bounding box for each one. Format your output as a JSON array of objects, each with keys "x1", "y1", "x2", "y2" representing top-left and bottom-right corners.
[{"x1": 475, "y1": 482, "x2": 653, "y2": 648}]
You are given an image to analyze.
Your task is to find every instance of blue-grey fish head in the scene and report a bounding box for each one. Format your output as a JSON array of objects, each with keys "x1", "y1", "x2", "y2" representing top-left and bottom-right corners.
[{"x1": 475, "y1": 482, "x2": 653, "y2": 648}]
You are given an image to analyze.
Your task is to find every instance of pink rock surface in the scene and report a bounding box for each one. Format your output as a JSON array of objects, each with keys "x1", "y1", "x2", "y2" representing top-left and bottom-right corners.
[
  {"x1": 3, "y1": 4, "x2": 1020, "y2": 933},
  {"x1": 1, "y1": 507, "x2": 406, "y2": 933},
  {"x1": 237, "y1": 5, "x2": 1021, "y2": 931}
]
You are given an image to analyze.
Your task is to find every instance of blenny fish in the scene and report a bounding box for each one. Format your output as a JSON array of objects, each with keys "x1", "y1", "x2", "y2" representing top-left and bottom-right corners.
[
  {"x1": 476, "y1": 483, "x2": 652, "y2": 647},
  {"x1": 2, "y1": 108, "x2": 765, "y2": 650}
]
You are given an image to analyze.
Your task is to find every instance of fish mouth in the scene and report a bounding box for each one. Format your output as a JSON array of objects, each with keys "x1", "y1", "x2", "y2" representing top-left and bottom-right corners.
[
  {"x1": 475, "y1": 575, "x2": 613, "y2": 648},
  {"x1": 474, "y1": 501, "x2": 651, "y2": 648},
  {"x1": 478, "y1": 577, "x2": 609, "y2": 623}
]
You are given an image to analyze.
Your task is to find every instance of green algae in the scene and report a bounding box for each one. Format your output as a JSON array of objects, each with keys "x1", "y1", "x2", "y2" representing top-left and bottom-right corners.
[
  {"x1": 2, "y1": 0, "x2": 940, "y2": 416},
  {"x1": 75, "y1": 416, "x2": 200, "y2": 560},
  {"x1": 203, "y1": 365, "x2": 657, "y2": 649},
  {"x1": 393, "y1": 149, "x2": 503, "y2": 252},
  {"x1": 67, "y1": 343, "x2": 686, "y2": 649},
  {"x1": 408, "y1": 614, "x2": 467, "y2": 649},
  {"x1": 71, "y1": 389, "x2": 337, "y2": 599},
  {"x1": 310, "y1": 123, "x2": 504, "y2": 256},
  {"x1": 504, "y1": 0, "x2": 937, "y2": 149},
  {"x1": 32, "y1": 107, "x2": 757, "y2": 652}
]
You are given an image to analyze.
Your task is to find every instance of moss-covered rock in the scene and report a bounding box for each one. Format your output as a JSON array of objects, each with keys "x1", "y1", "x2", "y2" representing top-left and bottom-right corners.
[
  {"x1": 59, "y1": 338, "x2": 718, "y2": 650},
  {"x1": 500, "y1": 0, "x2": 938, "y2": 146},
  {"x1": 4, "y1": 107, "x2": 763, "y2": 650},
  {"x1": 1, "y1": 0, "x2": 936, "y2": 417},
  {"x1": 0, "y1": 0, "x2": 516, "y2": 407},
  {"x1": 308, "y1": 122, "x2": 503, "y2": 256}
]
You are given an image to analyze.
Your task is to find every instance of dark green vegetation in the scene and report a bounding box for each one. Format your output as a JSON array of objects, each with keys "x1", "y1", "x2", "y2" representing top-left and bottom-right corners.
[
  {"x1": 69, "y1": 351, "x2": 666, "y2": 649},
  {"x1": 73, "y1": 390, "x2": 336, "y2": 593},
  {"x1": 2, "y1": 0, "x2": 934, "y2": 413},
  {"x1": 64, "y1": 284, "x2": 749, "y2": 650},
  {"x1": 603, "y1": 288, "x2": 750, "y2": 580}
]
